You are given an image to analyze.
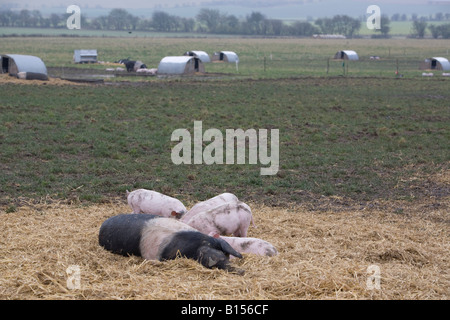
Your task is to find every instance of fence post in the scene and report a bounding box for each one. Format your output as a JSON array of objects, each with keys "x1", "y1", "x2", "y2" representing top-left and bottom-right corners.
[{"x1": 327, "y1": 58, "x2": 330, "y2": 74}]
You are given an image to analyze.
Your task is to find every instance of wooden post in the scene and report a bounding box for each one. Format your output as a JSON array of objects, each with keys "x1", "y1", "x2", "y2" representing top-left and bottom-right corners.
[{"x1": 327, "y1": 58, "x2": 330, "y2": 74}]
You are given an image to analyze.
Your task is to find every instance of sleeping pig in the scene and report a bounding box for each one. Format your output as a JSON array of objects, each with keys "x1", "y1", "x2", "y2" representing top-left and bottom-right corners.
[
  {"x1": 99, "y1": 214, "x2": 244, "y2": 274},
  {"x1": 126, "y1": 189, "x2": 187, "y2": 219}
]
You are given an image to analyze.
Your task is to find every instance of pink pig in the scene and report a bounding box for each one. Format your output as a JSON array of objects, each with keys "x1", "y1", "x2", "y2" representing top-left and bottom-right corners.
[
  {"x1": 126, "y1": 189, "x2": 187, "y2": 219},
  {"x1": 181, "y1": 192, "x2": 238, "y2": 223},
  {"x1": 210, "y1": 233, "x2": 278, "y2": 258},
  {"x1": 184, "y1": 201, "x2": 254, "y2": 237}
]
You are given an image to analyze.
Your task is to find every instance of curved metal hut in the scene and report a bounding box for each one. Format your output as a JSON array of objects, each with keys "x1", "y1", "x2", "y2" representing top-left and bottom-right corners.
[
  {"x1": 333, "y1": 50, "x2": 359, "y2": 61},
  {"x1": 183, "y1": 51, "x2": 211, "y2": 63},
  {"x1": 157, "y1": 56, "x2": 205, "y2": 75},
  {"x1": 420, "y1": 57, "x2": 450, "y2": 71},
  {"x1": 1, "y1": 54, "x2": 48, "y2": 80},
  {"x1": 212, "y1": 51, "x2": 239, "y2": 63}
]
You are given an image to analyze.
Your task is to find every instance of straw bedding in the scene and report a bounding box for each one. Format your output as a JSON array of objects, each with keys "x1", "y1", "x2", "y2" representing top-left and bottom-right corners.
[
  {"x1": 0, "y1": 74, "x2": 88, "y2": 86},
  {"x1": 1, "y1": 194, "x2": 448, "y2": 300}
]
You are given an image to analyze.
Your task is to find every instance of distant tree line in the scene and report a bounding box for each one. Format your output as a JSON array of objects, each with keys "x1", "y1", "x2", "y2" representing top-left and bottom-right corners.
[
  {"x1": 315, "y1": 15, "x2": 361, "y2": 38},
  {"x1": 411, "y1": 20, "x2": 450, "y2": 39},
  {"x1": 0, "y1": 8, "x2": 321, "y2": 36},
  {"x1": 390, "y1": 12, "x2": 450, "y2": 22},
  {"x1": 1, "y1": 8, "x2": 449, "y2": 38},
  {"x1": 428, "y1": 23, "x2": 450, "y2": 39}
]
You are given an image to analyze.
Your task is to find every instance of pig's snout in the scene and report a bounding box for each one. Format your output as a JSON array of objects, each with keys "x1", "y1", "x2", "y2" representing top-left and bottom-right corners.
[{"x1": 197, "y1": 246, "x2": 244, "y2": 275}]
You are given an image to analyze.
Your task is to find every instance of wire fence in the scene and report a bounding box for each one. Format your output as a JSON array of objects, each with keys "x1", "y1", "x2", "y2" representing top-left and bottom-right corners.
[{"x1": 241, "y1": 55, "x2": 450, "y2": 78}]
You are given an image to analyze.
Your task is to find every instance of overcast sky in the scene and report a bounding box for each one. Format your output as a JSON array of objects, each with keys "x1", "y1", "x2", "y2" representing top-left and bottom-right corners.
[
  {"x1": 2, "y1": 0, "x2": 435, "y2": 9},
  {"x1": 2, "y1": 0, "x2": 446, "y2": 20}
]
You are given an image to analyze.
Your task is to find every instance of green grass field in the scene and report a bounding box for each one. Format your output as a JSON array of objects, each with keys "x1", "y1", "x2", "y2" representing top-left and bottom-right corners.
[
  {"x1": 1, "y1": 37, "x2": 450, "y2": 78},
  {"x1": 0, "y1": 37, "x2": 449, "y2": 210}
]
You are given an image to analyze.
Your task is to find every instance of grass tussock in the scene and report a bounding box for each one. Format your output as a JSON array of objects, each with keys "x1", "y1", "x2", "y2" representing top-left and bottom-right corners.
[{"x1": 1, "y1": 197, "x2": 448, "y2": 300}]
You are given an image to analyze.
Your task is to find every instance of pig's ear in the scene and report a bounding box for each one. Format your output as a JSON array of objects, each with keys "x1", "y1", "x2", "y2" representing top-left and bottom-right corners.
[
  {"x1": 218, "y1": 238, "x2": 242, "y2": 259},
  {"x1": 171, "y1": 211, "x2": 177, "y2": 217},
  {"x1": 211, "y1": 233, "x2": 220, "y2": 239}
]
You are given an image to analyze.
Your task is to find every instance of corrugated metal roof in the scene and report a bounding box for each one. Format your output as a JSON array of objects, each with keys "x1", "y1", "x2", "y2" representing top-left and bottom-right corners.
[
  {"x1": 341, "y1": 50, "x2": 359, "y2": 60},
  {"x1": 185, "y1": 51, "x2": 211, "y2": 63},
  {"x1": 1, "y1": 54, "x2": 48, "y2": 75},
  {"x1": 158, "y1": 56, "x2": 196, "y2": 74},
  {"x1": 74, "y1": 49, "x2": 97, "y2": 56},
  {"x1": 73, "y1": 50, "x2": 97, "y2": 63},
  {"x1": 220, "y1": 51, "x2": 239, "y2": 63},
  {"x1": 432, "y1": 57, "x2": 450, "y2": 71}
]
